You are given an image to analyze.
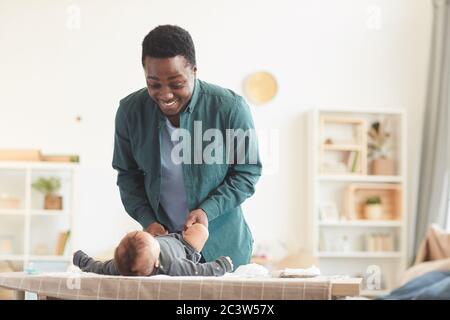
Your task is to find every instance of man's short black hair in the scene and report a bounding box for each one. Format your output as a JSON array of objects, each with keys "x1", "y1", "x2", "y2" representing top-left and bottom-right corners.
[{"x1": 142, "y1": 25, "x2": 196, "y2": 67}]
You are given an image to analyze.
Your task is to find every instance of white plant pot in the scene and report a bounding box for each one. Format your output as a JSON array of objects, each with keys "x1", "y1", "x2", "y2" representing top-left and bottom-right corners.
[{"x1": 364, "y1": 204, "x2": 383, "y2": 220}]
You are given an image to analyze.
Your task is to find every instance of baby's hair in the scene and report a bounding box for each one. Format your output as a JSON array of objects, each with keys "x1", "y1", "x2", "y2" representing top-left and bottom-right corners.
[{"x1": 114, "y1": 231, "x2": 153, "y2": 276}]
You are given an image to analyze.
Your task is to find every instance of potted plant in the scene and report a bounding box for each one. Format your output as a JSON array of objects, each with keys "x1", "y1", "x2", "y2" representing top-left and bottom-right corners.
[
  {"x1": 32, "y1": 177, "x2": 62, "y2": 210},
  {"x1": 364, "y1": 196, "x2": 383, "y2": 220},
  {"x1": 368, "y1": 120, "x2": 395, "y2": 175}
]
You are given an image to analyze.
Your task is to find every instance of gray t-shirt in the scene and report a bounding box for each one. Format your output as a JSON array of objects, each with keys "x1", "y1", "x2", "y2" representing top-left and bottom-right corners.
[
  {"x1": 73, "y1": 233, "x2": 232, "y2": 276},
  {"x1": 159, "y1": 119, "x2": 190, "y2": 232}
]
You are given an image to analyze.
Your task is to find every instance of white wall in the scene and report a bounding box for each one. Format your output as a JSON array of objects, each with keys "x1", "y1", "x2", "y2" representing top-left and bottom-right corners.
[{"x1": 0, "y1": 0, "x2": 432, "y2": 260}]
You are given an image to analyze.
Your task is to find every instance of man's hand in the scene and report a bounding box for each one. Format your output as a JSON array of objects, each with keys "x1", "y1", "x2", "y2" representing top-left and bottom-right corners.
[
  {"x1": 146, "y1": 222, "x2": 168, "y2": 236},
  {"x1": 184, "y1": 209, "x2": 208, "y2": 230}
]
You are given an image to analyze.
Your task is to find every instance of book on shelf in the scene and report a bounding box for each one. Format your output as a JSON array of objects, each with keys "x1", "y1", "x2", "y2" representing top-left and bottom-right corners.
[
  {"x1": 55, "y1": 230, "x2": 71, "y2": 256},
  {"x1": 346, "y1": 151, "x2": 359, "y2": 173}
]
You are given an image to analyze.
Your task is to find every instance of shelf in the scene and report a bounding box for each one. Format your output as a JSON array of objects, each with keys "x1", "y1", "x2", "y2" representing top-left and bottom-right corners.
[
  {"x1": 0, "y1": 255, "x2": 25, "y2": 261},
  {"x1": 318, "y1": 175, "x2": 403, "y2": 183},
  {"x1": 344, "y1": 183, "x2": 402, "y2": 220},
  {"x1": 321, "y1": 116, "x2": 366, "y2": 124},
  {"x1": 30, "y1": 209, "x2": 66, "y2": 216},
  {"x1": 319, "y1": 220, "x2": 402, "y2": 227},
  {"x1": 0, "y1": 162, "x2": 76, "y2": 276},
  {"x1": 0, "y1": 255, "x2": 72, "y2": 262},
  {"x1": 0, "y1": 209, "x2": 66, "y2": 216},
  {"x1": 315, "y1": 107, "x2": 405, "y2": 115},
  {"x1": 311, "y1": 109, "x2": 406, "y2": 295},
  {"x1": 322, "y1": 144, "x2": 362, "y2": 151},
  {"x1": 0, "y1": 209, "x2": 26, "y2": 215},
  {"x1": 317, "y1": 251, "x2": 403, "y2": 258},
  {"x1": 0, "y1": 161, "x2": 78, "y2": 170},
  {"x1": 27, "y1": 255, "x2": 72, "y2": 262}
]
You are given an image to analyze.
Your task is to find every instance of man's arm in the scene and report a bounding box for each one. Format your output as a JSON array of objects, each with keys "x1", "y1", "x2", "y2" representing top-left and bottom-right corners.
[
  {"x1": 198, "y1": 96, "x2": 262, "y2": 221},
  {"x1": 73, "y1": 250, "x2": 120, "y2": 275},
  {"x1": 164, "y1": 256, "x2": 233, "y2": 276},
  {"x1": 112, "y1": 104, "x2": 156, "y2": 230}
]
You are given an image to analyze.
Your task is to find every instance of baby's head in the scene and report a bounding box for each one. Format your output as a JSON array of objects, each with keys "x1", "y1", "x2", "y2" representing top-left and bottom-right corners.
[{"x1": 114, "y1": 231, "x2": 160, "y2": 276}]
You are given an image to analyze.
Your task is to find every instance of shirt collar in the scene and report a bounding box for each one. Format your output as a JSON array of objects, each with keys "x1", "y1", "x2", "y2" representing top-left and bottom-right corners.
[{"x1": 184, "y1": 78, "x2": 200, "y2": 113}]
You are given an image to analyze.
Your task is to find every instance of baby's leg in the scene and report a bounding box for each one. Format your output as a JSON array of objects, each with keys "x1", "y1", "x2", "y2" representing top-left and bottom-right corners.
[{"x1": 182, "y1": 223, "x2": 209, "y2": 252}]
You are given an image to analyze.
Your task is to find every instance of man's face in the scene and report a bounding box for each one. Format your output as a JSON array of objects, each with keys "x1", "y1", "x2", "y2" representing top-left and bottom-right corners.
[{"x1": 143, "y1": 55, "x2": 196, "y2": 117}]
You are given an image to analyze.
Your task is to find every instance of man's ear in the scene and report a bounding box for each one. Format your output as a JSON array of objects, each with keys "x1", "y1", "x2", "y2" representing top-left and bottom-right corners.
[{"x1": 155, "y1": 259, "x2": 160, "y2": 268}]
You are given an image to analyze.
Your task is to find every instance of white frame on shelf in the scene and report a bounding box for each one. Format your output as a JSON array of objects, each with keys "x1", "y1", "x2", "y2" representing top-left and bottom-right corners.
[
  {"x1": 308, "y1": 107, "x2": 407, "y2": 297},
  {"x1": 0, "y1": 161, "x2": 78, "y2": 268}
]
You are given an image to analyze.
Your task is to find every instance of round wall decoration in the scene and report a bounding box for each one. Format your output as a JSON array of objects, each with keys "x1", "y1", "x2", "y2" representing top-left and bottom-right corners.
[{"x1": 243, "y1": 71, "x2": 278, "y2": 104}]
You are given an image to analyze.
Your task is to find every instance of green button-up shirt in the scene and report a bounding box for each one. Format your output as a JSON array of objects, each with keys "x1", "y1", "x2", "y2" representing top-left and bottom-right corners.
[{"x1": 112, "y1": 79, "x2": 262, "y2": 268}]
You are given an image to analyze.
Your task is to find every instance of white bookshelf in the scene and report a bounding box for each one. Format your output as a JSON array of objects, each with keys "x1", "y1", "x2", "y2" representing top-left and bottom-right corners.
[
  {"x1": 317, "y1": 252, "x2": 403, "y2": 258},
  {"x1": 319, "y1": 220, "x2": 402, "y2": 227},
  {"x1": 308, "y1": 108, "x2": 407, "y2": 296},
  {"x1": 319, "y1": 175, "x2": 403, "y2": 183},
  {"x1": 0, "y1": 161, "x2": 78, "y2": 273}
]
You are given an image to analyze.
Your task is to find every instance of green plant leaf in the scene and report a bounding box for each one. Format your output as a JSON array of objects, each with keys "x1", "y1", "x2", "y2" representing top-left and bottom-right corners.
[
  {"x1": 366, "y1": 196, "x2": 382, "y2": 205},
  {"x1": 31, "y1": 177, "x2": 61, "y2": 194}
]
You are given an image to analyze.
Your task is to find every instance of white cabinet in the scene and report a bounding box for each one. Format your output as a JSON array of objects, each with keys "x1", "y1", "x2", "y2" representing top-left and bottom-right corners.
[
  {"x1": 308, "y1": 108, "x2": 407, "y2": 296},
  {"x1": 0, "y1": 161, "x2": 77, "y2": 273}
]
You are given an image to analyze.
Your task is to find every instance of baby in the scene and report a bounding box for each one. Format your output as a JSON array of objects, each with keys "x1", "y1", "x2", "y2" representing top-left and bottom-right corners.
[{"x1": 73, "y1": 223, "x2": 233, "y2": 276}]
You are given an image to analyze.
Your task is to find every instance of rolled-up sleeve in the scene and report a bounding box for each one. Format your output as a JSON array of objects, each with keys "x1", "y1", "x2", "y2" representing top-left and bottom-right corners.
[{"x1": 199, "y1": 96, "x2": 262, "y2": 221}]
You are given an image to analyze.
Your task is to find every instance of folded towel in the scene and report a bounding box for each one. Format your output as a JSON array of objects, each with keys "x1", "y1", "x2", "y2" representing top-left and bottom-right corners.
[
  {"x1": 278, "y1": 265, "x2": 321, "y2": 278},
  {"x1": 223, "y1": 263, "x2": 270, "y2": 278}
]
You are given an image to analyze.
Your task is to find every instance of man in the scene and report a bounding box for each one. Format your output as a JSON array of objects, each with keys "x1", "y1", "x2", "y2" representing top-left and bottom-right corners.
[{"x1": 112, "y1": 25, "x2": 261, "y2": 269}]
